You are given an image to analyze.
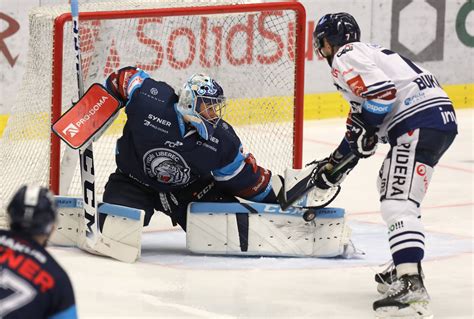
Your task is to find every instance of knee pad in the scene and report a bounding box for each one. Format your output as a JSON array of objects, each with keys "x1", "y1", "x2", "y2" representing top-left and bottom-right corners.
[{"x1": 380, "y1": 199, "x2": 420, "y2": 224}]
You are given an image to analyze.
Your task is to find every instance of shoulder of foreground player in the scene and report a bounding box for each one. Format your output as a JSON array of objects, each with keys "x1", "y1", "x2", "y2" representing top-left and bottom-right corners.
[{"x1": 332, "y1": 42, "x2": 379, "y2": 65}]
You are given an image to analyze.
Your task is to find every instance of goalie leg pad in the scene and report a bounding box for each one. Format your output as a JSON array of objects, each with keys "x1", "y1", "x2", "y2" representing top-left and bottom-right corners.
[
  {"x1": 50, "y1": 197, "x2": 82, "y2": 247},
  {"x1": 98, "y1": 203, "x2": 144, "y2": 258},
  {"x1": 51, "y1": 197, "x2": 144, "y2": 263},
  {"x1": 186, "y1": 202, "x2": 352, "y2": 258}
]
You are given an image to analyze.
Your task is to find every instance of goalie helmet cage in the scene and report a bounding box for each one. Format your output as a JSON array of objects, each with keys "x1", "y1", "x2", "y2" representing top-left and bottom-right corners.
[{"x1": 0, "y1": 0, "x2": 305, "y2": 225}]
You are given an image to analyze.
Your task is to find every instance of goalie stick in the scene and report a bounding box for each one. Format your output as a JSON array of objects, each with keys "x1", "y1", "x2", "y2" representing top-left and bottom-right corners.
[
  {"x1": 69, "y1": 0, "x2": 101, "y2": 249},
  {"x1": 279, "y1": 153, "x2": 357, "y2": 213},
  {"x1": 61, "y1": 0, "x2": 142, "y2": 262},
  {"x1": 60, "y1": 17, "x2": 115, "y2": 194}
]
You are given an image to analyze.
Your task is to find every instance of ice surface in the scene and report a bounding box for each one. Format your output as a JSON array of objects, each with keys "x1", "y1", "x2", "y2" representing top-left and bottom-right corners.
[{"x1": 49, "y1": 109, "x2": 473, "y2": 318}]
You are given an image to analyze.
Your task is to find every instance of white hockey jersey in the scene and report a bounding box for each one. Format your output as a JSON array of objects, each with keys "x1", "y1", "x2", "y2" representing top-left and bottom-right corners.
[{"x1": 330, "y1": 42, "x2": 457, "y2": 145}]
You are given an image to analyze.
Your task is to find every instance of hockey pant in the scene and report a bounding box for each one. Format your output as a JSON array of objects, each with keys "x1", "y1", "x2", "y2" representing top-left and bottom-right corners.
[
  {"x1": 377, "y1": 128, "x2": 456, "y2": 265},
  {"x1": 102, "y1": 171, "x2": 237, "y2": 231}
]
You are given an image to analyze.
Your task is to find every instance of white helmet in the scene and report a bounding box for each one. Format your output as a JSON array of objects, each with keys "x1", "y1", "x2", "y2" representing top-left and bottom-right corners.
[{"x1": 177, "y1": 73, "x2": 226, "y2": 140}]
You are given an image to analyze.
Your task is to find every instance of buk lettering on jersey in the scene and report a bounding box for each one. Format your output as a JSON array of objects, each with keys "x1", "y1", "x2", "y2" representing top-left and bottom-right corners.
[{"x1": 330, "y1": 42, "x2": 457, "y2": 143}]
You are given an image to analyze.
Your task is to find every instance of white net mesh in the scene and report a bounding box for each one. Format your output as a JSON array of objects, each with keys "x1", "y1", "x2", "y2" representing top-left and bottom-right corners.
[{"x1": 0, "y1": 0, "x2": 304, "y2": 226}]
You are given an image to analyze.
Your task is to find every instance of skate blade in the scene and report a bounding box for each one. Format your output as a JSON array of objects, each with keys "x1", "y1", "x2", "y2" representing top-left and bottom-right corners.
[{"x1": 375, "y1": 302, "x2": 433, "y2": 319}]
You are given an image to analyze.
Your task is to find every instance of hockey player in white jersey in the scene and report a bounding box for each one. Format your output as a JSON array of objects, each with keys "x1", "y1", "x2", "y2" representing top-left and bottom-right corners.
[{"x1": 311, "y1": 12, "x2": 457, "y2": 318}]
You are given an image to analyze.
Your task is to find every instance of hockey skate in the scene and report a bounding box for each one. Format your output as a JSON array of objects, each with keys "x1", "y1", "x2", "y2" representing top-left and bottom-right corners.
[
  {"x1": 373, "y1": 274, "x2": 433, "y2": 319},
  {"x1": 375, "y1": 262, "x2": 425, "y2": 294},
  {"x1": 375, "y1": 262, "x2": 398, "y2": 294}
]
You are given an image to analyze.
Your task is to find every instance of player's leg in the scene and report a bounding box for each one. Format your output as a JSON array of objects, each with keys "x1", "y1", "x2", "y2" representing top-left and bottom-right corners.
[
  {"x1": 374, "y1": 128, "x2": 456, "y2": 318},
  {"x1": 102, "y1": 170, "x2": 156, "y2": 228}
]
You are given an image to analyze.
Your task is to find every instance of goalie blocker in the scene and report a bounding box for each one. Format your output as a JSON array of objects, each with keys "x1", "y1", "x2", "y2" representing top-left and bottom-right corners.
[{"x1": 52, "y1": 83, "x2": 121, "y2": 149}]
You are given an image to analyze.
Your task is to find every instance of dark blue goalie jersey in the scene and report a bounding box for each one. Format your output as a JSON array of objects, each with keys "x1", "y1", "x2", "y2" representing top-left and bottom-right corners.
[
  {"x1": 0, "y1": 230, "x2": 77, "y2": 319},
  {"x1": 107, "y1": 68, "x2": 278, "y2": 203}
]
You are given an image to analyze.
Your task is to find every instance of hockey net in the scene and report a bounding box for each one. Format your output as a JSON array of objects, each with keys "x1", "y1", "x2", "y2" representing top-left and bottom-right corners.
[{"x1": 0, "y1": 0, "x2": 305, "y2": 227}]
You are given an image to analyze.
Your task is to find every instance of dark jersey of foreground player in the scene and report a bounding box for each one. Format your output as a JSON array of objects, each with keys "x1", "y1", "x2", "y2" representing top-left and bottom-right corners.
[{"x1": 0, "y1": 230, "x2": 77, "y2": 319}]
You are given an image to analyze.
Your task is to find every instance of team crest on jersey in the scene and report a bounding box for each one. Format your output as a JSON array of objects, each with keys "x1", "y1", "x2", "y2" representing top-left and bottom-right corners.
[{"x1": 143, "y1": 148, "x2": 191, "y2": 185}]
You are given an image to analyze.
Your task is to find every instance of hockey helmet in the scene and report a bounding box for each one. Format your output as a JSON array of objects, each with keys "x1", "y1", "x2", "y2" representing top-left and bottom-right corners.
[
  {"x1": 177, "y1": 73, "x2": 226, "y2": 140},
  {"x1": 7, "y1": 185, "x2": 57, "y2": 236},
  {"x1": 313, "y1": 12, "x2": 361, "y2": 52}
]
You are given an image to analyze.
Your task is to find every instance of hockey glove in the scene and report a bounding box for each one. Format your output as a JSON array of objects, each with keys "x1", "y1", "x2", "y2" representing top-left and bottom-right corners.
[
  {"x1": 309, "y1": 152, "x2": 358, "y2": 190},
  {"x1": 346, "y1": 113, "x2": 378, "y2": 158}
]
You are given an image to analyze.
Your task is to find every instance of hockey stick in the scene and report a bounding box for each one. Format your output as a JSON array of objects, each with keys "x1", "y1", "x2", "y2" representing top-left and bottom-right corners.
[
  {"x1": 70, "y1": 0, "x2": 99, "y2": 249},
  {"x1": 60, "y1": 15, "x2": 115, "y2": 194},
  {"x1": 68, "y1": 1, "x2": 142, "y2": 262},
  {"x1": 279, "y1": 153, "x2": 357, "y2": 211}
]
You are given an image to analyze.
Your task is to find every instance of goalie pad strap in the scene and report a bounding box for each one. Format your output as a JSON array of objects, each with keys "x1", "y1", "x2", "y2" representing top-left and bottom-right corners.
[{"x1": 186, "y1": 202, "x2": 351, "y2": 258}]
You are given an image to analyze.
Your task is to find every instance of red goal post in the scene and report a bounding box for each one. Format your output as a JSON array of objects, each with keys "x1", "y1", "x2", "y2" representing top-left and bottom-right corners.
[{"x1": 0, "y1": 1, "x2": 305, "y2": 217}]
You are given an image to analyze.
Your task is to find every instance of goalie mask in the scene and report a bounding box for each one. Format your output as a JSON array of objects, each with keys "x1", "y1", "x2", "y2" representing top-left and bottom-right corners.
[
  {"x1": 313, "y1": 12, "x2": 360, "y2": 64},
  {"x1": 176, "y1": 73, "x2": 226, "y2": 140},
  {"x1": 7, "y1": 185, "x2": 57, "y2": 236}
]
